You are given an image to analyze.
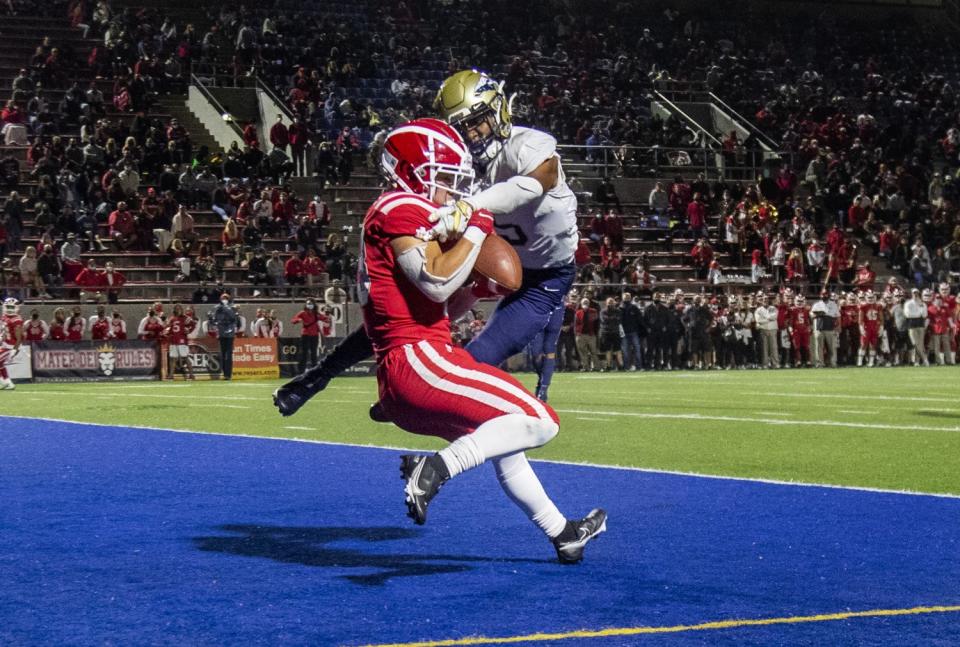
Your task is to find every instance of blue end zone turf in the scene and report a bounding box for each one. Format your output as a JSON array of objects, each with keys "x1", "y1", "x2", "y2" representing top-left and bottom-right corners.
[{"x1": 1, "y1": 416, "x2": 959, "y2": 646}]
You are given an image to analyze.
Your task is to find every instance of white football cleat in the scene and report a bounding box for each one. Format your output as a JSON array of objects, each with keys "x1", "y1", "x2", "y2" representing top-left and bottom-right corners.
[{"x1": 0, "y1": 378, "x2": 15, "y2": 390}]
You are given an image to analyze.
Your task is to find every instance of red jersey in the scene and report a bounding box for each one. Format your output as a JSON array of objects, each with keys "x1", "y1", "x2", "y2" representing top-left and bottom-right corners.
[
  {"x1": 24, "y1": 318, "x2": 48, "y2": 342},
  {"x1": 111, "y1": 318, "x2": 127, "y2": 340},
  {"x1": 776, "y1": 304, "x2": 790, "y2": 330},
  {"x1": 165, "y1": 315, "x2": 189, "y2": 345},
  {"x1": 360, "y1": 191, "x2": 450, "y2": 358},
  {"x1": 184, "y1": 316, "x2": 197, "y2": 338},
  {"x1": 66, "y1": 316, "x2": 86, "y2": 341},
  {"x1": 49, "y1": 321, "x2": 67, "y2": 341},
  {"x1": 928, "y1": 304, "x2": 952, "y2": 335},
  {"x1": 788, "y1": 306, "x2": 811, "y2": 332},
  {"x1": 90, "y1": 315, "x2": 111, "y2": 340},
  {"x1": 840, "y1": 305, "x2": 859, "y2": 328},
  {"x1": 859, "y1": 303, "x2": 883, "y2": 329},
  {"x1": 139, "y1": 316, "x2": 164, "y2": 341},
  {"x1": 2, "y1": 314, "x2": 23, "y2": 346}
]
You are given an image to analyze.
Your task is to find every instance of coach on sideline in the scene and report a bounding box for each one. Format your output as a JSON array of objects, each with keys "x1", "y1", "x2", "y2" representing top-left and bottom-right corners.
[{"x1": 208, "y1": 293, "x2": 241, "y2": 380}]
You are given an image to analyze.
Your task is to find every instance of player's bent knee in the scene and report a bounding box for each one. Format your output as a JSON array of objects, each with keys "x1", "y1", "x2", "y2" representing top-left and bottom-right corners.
[{"x1": 527, "y1": 416, "x2": 559, "y2": 447}]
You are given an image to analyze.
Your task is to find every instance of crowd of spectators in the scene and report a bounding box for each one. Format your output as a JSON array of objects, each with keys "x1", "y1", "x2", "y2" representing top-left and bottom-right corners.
[
  {"x1": 507, "y1": 283, "x2": 958, "y2": 373},
  {"x1": 0, "y1": 0, "x2": 367, "y2": 304},
  {"x1": 3, "y1": 0, "x2": 960, "y2": 310}
]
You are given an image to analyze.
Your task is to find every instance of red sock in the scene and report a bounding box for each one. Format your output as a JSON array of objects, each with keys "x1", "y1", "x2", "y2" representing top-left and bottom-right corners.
[{"x1": 0, "y1": 367, "x2": 8, "y2": 379}]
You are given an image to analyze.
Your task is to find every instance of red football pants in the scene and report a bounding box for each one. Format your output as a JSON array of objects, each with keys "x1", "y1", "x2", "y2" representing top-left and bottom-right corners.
[{"x1": 377, "y1": 340, "x2": 558, "y2": 442}]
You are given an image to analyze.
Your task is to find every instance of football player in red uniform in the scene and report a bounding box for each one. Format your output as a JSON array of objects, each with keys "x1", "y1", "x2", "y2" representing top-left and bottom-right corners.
[
  {"x1": 23, "y1": 308, "x2": 49, "y2": 343},
  {"x1": 358, "y1": 119, "x2": 604, "y2": 562},
  {"x1": 164, "y1": 304, "x2": 194, "y2": 379},
  {"x1": 788, "y1": 294, "x2": 812, "y2": 367},
  {"x1": 858, "y1": 291, "x2": 884, "y2": 366},
  {"x1": 927, "y1": 292, "x2": 955, "y2": 365},
  {"x1": 0, "y1": 298, "x2": 24, "y2": 389}
]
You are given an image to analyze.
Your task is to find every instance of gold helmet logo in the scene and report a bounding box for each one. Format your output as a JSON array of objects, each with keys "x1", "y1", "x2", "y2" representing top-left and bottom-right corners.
[{"x1": 434, "y1": 70, "x2": 514, "y2": 168}]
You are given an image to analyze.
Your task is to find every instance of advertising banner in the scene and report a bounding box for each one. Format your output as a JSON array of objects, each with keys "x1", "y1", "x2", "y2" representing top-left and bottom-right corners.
[
  {"x1": 169, "y1": 337, "x2": 279, "y2": 380},
  {"x1": 278, "y1": 336, "x2": 376, "y2": 378},
  {"x1": 232, "y1": 338, "x2": 279, "y2": 380},
  {"x1": 32, "y1": 341, "x2": 159, "y2": 382}
]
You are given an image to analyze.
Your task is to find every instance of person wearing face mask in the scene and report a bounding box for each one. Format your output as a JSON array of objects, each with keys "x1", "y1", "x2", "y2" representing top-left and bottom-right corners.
[
  {"x1": 49, "y1": 307, "x2": 67, "y2": 341},
  {"x1": 598, "y1": 297, "x2": 623, "y2": 371},
  {"x1": 138, "y1": 307, "x2": 165, "y2": 341},
  {"x1": 66, "y1": 306, "x2": 86, "y2": 342},
  {"x1": 24, "y1": 309, "x2": 49, "y2": 343},
  {"x1": 291, "y1": 297, "x2": 323, "y2": 373},
  {"x1": 208, "y1": 292, "x2": 241, "y2": 380},
  {"x1": 89, "y1": 305, "x2": 112, "y2": 340},
  {"x1": 111, "y1": 310, "x2": 128, "y2": 340}
]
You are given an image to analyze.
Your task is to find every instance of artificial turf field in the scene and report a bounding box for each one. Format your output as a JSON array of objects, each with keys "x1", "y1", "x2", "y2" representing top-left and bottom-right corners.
[{"x1": 2, "y1": 368, "x2": 960, "y2": 645}]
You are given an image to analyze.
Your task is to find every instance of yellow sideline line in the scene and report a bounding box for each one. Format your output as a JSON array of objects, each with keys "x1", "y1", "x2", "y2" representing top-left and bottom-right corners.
[{"x1": 357, "y1": 604, "x2": 960, "y2": 647}]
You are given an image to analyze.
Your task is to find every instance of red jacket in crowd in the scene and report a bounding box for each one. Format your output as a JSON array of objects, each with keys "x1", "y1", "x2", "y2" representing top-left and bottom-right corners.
[
  {"x1": 269, "y1": 121, "x2": 289, "y2": 148},
  {"x1": 575, "y1": 307, "x2": 599, "y2": 336}
]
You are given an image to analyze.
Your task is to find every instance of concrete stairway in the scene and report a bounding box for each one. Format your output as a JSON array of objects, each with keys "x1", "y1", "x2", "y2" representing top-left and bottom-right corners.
[{"x1": 155, "y1": 95, "x2": 223, "y2": 156}]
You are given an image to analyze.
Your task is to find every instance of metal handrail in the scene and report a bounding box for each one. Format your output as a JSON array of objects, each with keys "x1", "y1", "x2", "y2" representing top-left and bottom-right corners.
[
  {"x1": 255, "y1": 74, "x2": 296, "y2": 122},
  {"x1": 652, "y1": 90, "x2": 722, "y2": 148},
  {"x1": 707, "y1": 92, "x2": 779, "y2": 152},
  {"x1": 190, "y1": 72, "x2": 245, "y2": 141}
]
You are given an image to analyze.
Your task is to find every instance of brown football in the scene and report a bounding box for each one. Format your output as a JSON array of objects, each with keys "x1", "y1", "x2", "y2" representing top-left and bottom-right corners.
[{"x1": 472, "y1": 233, "x2": 522, "y2": 292}]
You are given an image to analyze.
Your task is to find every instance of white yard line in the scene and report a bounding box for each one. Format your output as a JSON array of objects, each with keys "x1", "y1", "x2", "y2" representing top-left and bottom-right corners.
[
  {"x1": 575, "y1": 417, "x2": 616, "y2": 423},
  {"x1": 553, "y1": 408, "x2": 960, "y2": 433},
  {"x1": 284, "y1": 425, "x2": 315, "y2": 431},
  {"x1": 2, "y1": 414, "x2": 958, "y2": 501},
  {"x1": 837, "y1": 410, "x2": 878, "y2": 416},
  {"x1": 188, "y1": 403, "x2": 251, "y2": 410},
  {"x1": 765, "y1": 392, "x2": 960, "y2": 404},
  {"x1": 26, "y1": 389, "x2": 367, "y2": 405}
]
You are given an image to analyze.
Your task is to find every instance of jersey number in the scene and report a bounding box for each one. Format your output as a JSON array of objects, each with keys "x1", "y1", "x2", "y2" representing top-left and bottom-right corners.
[{"x1": 494, "y1": 224, "x2": 528, "y2": 247}]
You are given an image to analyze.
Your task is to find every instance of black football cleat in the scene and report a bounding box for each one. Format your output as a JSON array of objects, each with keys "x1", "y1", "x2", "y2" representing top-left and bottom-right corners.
[
  {"x1": 552, "y1": 508, "x2": 607, "y2": 564},
  {"x1": 400, "y1": 455, "x2": 447, "y2": 525}
]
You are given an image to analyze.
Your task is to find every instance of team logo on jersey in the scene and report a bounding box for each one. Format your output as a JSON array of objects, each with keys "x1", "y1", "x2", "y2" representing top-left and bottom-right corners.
[{"x1": 96, "y1": 343, "x2": 117, "y2": 376}]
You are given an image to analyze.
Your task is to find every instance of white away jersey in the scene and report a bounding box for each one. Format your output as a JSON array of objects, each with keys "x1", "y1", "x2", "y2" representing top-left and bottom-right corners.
[{"x1": 484, "y1": 126, "x2": 578, "y2": 269}]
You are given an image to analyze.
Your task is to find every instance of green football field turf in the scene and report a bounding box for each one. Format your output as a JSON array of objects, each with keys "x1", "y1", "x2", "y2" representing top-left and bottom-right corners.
[{"x1": 3, "y1": 367, "x2": 959, "y2": 495}]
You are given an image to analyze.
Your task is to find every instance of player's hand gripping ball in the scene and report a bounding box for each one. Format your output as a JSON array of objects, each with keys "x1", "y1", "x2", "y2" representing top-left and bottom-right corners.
[{"x1": 426, "y1": 200, "x2": 474, "y2": 242}]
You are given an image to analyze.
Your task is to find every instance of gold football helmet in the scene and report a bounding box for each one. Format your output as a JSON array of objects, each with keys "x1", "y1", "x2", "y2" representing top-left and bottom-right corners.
[{"x1": 434, "y1": 69, "x2": 514, "y2": 168}]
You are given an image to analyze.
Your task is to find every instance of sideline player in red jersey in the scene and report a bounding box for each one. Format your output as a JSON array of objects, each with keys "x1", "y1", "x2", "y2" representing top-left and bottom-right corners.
[
  {"x1": 164, "y1": 304, "x2": 194, "y2": 380},
  {"x1": 858, "y1": 291, "x2": 884, "y2": 367},
  {"x1": 0, "y1": 298, "x2": 24, "y2": 389},
  {"x1": 787, "y1": 294, "x2": 812, "y2": 367},
  {"x1": 358, "y1": 119, "x2": 604, "y2": 563}
]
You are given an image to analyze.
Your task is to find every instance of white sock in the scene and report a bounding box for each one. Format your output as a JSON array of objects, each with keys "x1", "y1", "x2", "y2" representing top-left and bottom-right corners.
[
  {"x1": 493, "y1": 452, "x2": 568, "y2": 538},
  {"x1": 438, "y1": 413, "x2": 558, "y2": 478}
]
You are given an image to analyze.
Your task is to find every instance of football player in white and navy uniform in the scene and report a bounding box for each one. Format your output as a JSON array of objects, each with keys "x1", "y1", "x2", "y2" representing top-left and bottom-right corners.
[{"x1": 275, "y1": 70, "x2": 581, "y2": 415}]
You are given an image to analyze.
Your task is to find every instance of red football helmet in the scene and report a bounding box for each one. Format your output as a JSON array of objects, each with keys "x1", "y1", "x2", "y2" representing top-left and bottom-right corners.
[{"x1": 379, "y1": 118, "x2": 475, "y2": 203}]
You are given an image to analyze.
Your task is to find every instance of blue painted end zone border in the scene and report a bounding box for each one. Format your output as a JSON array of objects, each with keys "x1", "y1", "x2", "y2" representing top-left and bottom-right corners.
[{"x1": 0, "y1": 416, "x2": 958, "y2": 646}]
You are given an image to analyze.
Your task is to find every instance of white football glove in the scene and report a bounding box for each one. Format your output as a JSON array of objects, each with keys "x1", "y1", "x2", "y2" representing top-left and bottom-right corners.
[{"x1": 425, "y1": 200, "x2": 474, "y2": 243}]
